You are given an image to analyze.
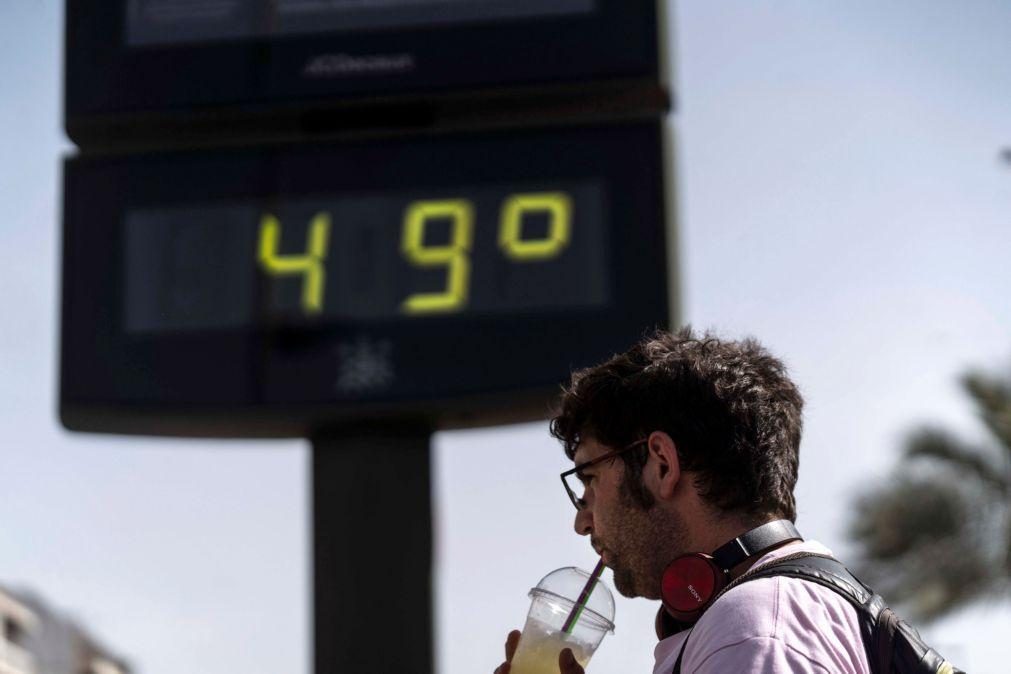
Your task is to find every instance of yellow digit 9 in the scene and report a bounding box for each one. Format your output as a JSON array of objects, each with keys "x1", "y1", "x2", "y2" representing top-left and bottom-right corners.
[
  {"x1": 499, "y1": 192, "x2": 572, "y2": 261},
  {"x1": 400, "y1": 199, "x2": 474, "y2": 315},
  {"x1": 258, "y1": 212, "x2": 331, "y2": 314}
]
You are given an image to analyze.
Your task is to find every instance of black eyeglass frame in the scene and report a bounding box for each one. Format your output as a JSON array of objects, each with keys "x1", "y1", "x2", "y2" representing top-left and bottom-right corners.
[{"x1": 560, "y1": 437, "x2": 649, "y2": 510}]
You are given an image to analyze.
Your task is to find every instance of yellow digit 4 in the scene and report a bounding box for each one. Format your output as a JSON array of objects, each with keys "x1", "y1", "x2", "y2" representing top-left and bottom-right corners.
[
  {"x1": 499, "y1": 192, "x2": 572, "y2": 261},
  {"x1": 400, "y1": 199, "x2": 474, "y2": 315},
  {"x1": 258, "y1": 212, "x2": 331, "y2": 314}
]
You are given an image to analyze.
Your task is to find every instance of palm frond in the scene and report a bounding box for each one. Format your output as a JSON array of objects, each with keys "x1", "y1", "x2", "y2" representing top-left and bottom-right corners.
[
  {"x1": 903, "y1": 427, "x2": 1007, "y2": 493},
  {"x1": 849, "y1": 357, "x2": 1011, "y2": 622},
  {"x1": 850, "y1": 475, "x2": 968, "y2": 561},
  {"x1": 962, "y1": 371, "x2": 1011, "y2": 455},
  {"x1": 890, "y1": 543, "x2": 996, "y2": 622},
  {"x1": 849, "y1": 473, "x2": 1003, "y2": 622}
]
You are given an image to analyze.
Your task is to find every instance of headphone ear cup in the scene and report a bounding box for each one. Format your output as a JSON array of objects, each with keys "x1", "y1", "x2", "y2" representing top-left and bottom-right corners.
[{"x1": 661, "y1": 554, "x2": 727, "y2": 623}]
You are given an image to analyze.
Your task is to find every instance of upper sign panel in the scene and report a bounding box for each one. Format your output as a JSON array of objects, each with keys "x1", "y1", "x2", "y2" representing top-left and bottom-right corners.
[
  {"x1": 65, "y1": 0, "x2": 663, "y2": 146},
  {"x1": 125, "y1": 0, "x2": 596, "y2": 46}
]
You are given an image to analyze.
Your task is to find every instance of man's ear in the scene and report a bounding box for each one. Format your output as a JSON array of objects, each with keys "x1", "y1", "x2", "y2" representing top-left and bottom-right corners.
[{"x1": 646, "y1": 431, "x2": 681, "y2": 499}]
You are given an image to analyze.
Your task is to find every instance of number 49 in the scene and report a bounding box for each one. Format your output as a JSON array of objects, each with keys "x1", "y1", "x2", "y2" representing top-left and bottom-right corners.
[{"x1": 257, "y1": 191, "x2": 572, "y2": 316}]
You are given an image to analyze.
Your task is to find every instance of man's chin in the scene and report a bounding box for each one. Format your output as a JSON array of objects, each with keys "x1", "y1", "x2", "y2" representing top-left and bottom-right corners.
[
  {"x1": 612, "y1": 568, "x2": 662, "y2": 600},
  {"x1": 611, "y1": 569, "x2": 641, "y2": 598}
]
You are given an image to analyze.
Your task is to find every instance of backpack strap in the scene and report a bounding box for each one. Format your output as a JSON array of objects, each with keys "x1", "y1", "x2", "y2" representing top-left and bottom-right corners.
[
  {"x1": 875, "y1": 607, "x2": 901, "y2": 673},
  {"x1": 668, "y1": 552, "x2": 864, "y2": 674},
  {"x1": 727, "y1": 553, "x2": 962, "y2": 674},
  {"x1": 671, "y1": 637, "x2": 686, "y2": 674},
  {"x1": 727, "y1": 552, "x2": 881, "y2": 670},
  {"x1": 723, "y1": 552, "x2": 873, "y2": 606}
]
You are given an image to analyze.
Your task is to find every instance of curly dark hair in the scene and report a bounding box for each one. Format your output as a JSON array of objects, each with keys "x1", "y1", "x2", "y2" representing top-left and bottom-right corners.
[{"x1": 550, "y1": 327, "x2": 803, "y2": 521}]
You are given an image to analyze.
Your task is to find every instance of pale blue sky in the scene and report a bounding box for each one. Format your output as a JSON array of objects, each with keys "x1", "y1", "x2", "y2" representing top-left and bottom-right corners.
[{"x1": 1, "y1": 2, "x2": 1010, "y2": 673}]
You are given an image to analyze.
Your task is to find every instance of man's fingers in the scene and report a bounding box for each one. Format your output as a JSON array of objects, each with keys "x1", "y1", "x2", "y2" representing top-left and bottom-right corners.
[
  {"x1": 505, "y1": 630, "x2": 521, "y2": 661},
  {"x1": 559, "y1": 648, "x2": 585, "y2": 674},
  {"x1": 493, "y1": 630, "x2": 521, "y2": 674}
]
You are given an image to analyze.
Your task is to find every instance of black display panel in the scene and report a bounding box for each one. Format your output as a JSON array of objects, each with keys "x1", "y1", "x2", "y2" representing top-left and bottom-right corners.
[
  {"x1": 127, "y1": 0, "x2": 595, "y2": 46},
  {"x1": 65, "y1": 0, "x2": 661, "y2": 145},
  {"x1": 61, "y1": 122, "x2": 670, "y2": 436},
  {"x1": 123, "y1": 181, "x2": 607, "y2": 333}
]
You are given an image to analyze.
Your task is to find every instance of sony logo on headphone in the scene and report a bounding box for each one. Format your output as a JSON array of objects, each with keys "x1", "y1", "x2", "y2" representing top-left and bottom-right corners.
[{"x1": 687, "y1": 585, "x2": 703, "y2": 604}]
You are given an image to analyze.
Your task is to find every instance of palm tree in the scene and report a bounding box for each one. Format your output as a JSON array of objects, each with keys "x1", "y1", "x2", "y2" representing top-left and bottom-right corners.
[{"x1": 848, "y1": 366, "x2": 1011, "y2": 621}]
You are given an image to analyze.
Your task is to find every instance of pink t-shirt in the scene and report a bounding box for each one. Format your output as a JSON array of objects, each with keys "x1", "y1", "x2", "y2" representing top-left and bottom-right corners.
[{"x1": 653, "y1": 541, "x2": 871, "y2": 674}]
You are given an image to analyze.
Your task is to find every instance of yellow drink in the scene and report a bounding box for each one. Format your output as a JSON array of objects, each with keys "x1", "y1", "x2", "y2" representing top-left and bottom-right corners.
[{"x1": 510, "y1": 618, "x2": 594, "y2": 674}]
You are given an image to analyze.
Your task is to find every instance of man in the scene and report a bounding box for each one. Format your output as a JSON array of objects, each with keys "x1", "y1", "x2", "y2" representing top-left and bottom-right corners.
[{"x1": 495, "y1": 328, "x2": 870, "y2": 674}]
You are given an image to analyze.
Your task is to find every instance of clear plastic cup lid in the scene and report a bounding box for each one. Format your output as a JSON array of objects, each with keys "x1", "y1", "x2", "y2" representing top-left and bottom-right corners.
[{"x1": 528, "y1": 566, "x2": 615, "y2": 631}]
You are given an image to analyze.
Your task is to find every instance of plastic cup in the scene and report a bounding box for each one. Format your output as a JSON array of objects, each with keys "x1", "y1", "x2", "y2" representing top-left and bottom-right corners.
[{"x1": 510, "y1": 567, "x2": 615, "y2": 674}]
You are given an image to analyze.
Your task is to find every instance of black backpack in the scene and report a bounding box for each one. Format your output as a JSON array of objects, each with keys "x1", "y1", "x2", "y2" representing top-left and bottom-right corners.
[{"x1": 671, "y1": 552, "x2": 964, "y2": 674}]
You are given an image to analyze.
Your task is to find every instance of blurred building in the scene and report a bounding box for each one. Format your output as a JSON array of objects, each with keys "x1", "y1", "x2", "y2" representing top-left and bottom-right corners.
[
  {"x1": 0, "y1": 585, "x2": 130, "y2": 674},
  {"x1": 0, "y1": 587, "x2": 36, "y2": 674}
]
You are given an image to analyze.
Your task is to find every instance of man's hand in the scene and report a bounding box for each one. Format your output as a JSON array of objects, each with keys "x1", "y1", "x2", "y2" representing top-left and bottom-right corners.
[
  {"x1": 559, "y1": 648, "x2": 586, "y2": 674},
  {"x1": 493, "y1": 631, "x2": 586, "y2": 674},
  {"x1": 493, "y1": 630, "x2": 521, "y2": 674}
]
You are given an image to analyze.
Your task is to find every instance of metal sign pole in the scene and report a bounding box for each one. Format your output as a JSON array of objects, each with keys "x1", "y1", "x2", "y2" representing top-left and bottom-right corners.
[{"x1": 311, "y1": 424, "x2": 433, "y2": 673}]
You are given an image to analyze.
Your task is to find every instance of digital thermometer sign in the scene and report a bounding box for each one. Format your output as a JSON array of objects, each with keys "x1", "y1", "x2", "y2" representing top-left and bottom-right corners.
[{"x1": 60, "y1": 121, "x2": 671, "y2": 436}]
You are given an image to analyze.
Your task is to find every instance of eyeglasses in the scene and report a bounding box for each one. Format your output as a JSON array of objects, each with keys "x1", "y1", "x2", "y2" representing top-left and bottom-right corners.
[{"x1": 560, "y1": 438, "x2": 649, "y2": 510}]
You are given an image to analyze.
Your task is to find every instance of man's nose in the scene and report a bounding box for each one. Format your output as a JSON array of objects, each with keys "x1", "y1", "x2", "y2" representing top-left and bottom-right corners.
[{"x1": 574, "y1": 507, "x2": 593, "y2": 536}]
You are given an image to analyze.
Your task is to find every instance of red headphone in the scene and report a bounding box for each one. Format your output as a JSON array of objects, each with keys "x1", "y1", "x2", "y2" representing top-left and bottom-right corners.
[{"x1": 660, "y1": 520, "x2": 802, "y2": 624}]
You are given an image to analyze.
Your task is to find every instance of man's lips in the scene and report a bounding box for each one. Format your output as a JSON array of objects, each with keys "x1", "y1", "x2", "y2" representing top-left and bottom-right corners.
[{"x1": 592, "y1": 541, "x2": 609, "y2": 563}]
